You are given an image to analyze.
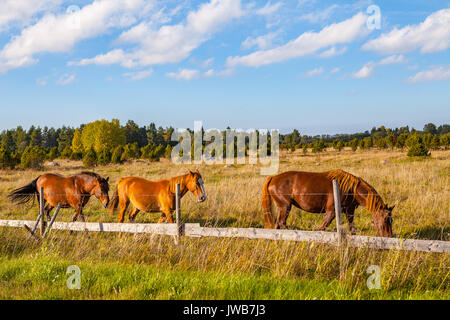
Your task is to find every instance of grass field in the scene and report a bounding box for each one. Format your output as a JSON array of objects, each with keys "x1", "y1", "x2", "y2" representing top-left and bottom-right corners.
[{"x1": 0, "y1": 148, "x2": 448, "y2": 299}]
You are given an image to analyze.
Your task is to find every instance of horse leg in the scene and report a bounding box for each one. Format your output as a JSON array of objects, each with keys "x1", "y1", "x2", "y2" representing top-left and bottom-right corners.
[
  {"x1": 128, "y1": 207, "x2": 140, "y2": 223},
  {"x1": 344, "y1": 210, "x2": 356, "y2": 235},
  {"x1": 164, "y1": 209, "x2": 174, "y2": 224},
  {"x1": 44, "y1": 203, "x2": 54, "y2": 220},
  {"x1": 275, "y1": 205, "x2": 291, "y2": 229},
  {"x1": 118, "y1": 198, "x2": 130, "y2": 223},
  {"x1": 158, "y1": 213, "x2": 167, "y2": 224},
  {"x1": 319, "y1": 210, "x2": 335, "y2": 231}
]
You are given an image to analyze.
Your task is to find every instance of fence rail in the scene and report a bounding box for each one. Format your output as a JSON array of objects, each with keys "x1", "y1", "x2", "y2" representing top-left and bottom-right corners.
[{"x1": 0, "y1": 219, "x2": 448, "y2": 253}]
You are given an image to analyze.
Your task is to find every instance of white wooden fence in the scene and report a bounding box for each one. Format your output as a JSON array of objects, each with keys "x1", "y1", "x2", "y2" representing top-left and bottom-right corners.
[{"x1": 0, "y1": 219, "x2": 448, "y2": 253}]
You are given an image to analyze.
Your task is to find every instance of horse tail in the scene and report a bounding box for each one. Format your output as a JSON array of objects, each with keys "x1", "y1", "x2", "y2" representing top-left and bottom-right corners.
[
  {"x1": 7, "y1": 176, "x2": 40, "y2": 206},
  {"x1": 108, "y1": 184, "x2": 120, "y2": 215},
  {"x1": 262, "y1": 176, "x2": 274, "y2": 228}
]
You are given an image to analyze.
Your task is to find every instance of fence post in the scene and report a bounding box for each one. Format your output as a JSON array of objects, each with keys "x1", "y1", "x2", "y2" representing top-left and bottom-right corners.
[
  {"x1": 175, "y1": 183, "x2": 182, "y2": 244},
  {"x1": 39, "y1": 187, "x2": 45, "y2": 237},
  {"x1": 42, "y1": 203, "x2": 62, "y2": 239},
  {"x1": 332, "y1": 180, "x2": 343, "y2": 245}
]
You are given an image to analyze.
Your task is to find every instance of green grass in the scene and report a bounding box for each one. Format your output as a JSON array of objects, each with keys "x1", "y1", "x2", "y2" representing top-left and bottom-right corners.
[{"x1": 0, "y1": 255, "x2": 446, "y2": 300}]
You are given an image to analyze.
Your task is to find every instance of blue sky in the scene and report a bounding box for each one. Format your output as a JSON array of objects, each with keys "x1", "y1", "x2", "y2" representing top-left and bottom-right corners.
[{"x1": 0, "y1": 0, "x2": 449, "y2": 134}]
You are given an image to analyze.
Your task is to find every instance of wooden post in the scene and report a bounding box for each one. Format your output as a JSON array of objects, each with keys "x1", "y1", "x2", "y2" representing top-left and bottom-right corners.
[
  {"x1": 42, "y1": 203, "x2": 62, "y2": 239},
  {"x1": 39, "y1": 187, "x2": 45, "y2": 236},
  {"x1": 333, "y1": 179, "x2": 348, "y2": 281},
  {"x1": 175, "y1": 183, "x2": 182, "y2": 244},
  {"x1": 332, "y1": 180, "x2": 343, "y2": 245}
]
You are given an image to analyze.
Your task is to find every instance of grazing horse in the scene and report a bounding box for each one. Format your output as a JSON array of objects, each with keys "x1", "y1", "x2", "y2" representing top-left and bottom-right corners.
[
  {"x1": 262, "y1": 169, "x2": 394, "y2": 237},
  {"x1": 8, "y1": 172, "x2": 110, "y2": 222},
  {"x1": 109, "y1": 170, "x2": 206, "y2": 223}
]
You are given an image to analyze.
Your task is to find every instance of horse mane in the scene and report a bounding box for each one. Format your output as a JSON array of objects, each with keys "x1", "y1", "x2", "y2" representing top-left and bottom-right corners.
[
  {"x1": 168, "y1": 174, "x2": 187, "y2": 194},
  {"x1": 78, "y1": 171, "x2": 103, "y2": 181},
  {"x1": 326, "y1": 169, "x2": 385, "y2": 213}
]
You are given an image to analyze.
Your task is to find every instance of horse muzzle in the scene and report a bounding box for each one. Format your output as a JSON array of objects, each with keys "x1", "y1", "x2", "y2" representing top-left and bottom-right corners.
[{"x1": 198, "y1": 195, "x2": 206, "y2": 202}]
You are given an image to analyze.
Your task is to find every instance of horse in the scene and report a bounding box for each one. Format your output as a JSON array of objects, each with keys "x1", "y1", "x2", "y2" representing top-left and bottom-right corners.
[
  {"x1": 262, "y1": 169, "x2": 394, "y2": 237},
  {"x1": 8, "y1": 172, "x2": 110, "y2": 222},
  {"x1": 109, "y1": 170, "x2": 206, "y2": 223}
]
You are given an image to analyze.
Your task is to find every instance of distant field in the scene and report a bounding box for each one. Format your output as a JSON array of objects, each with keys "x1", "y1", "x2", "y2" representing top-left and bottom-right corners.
[{"x1": 0, "y1": 149, "x2": 448, "y2": 299}]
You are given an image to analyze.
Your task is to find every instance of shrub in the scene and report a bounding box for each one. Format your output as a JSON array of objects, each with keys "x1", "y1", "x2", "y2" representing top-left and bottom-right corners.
[
  {"x1": 407, "y1": 142, "x2": 430, "y2": 157},
  {"x1": 60, "y1": 147, "x2": 72, "y2": 159},
  {"x1": 111, "y1": 146, "x2": 124, "y2": 164},
  {"x1": 47, "y1": 147, "x2": 59, "y2": 161},
  {"x1": 0, "y1": 147, "x2": 15, "y2": 169},
  {"x1": 83, "y1": 147, "x2": 97, "y2": 167},
  {"x1": 164, "y1": 145, "x2": 172, "y2": 159},
  {"x1": 97, "y1": 149, "x2": 112, "y2": 165},
  {"x1": 70, "y1": 152, "x2": 82, "y2": 160},
  {"x1": 141, "y1": 144, "x2": 164, "y2": 162},
  {"x1": 20, "y1": 146, "x2": 46, "y2": 169}
]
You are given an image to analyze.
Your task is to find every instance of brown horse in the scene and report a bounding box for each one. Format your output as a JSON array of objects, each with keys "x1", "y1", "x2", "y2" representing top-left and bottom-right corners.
[
  {"x1": 262, "y1": 169, "x2": 394, "y2": 237},
  {"x1": 109, "y1": 170, "x2": 206, "y2": 223},
  {"x1": 8, "y1": 172, "x2": 110, "y2": 222}
]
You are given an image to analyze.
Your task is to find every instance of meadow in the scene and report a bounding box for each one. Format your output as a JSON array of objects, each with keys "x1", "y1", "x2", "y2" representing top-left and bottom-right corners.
[{"x1": 0, "y1": 148, "x2": 448, "y2": 299}]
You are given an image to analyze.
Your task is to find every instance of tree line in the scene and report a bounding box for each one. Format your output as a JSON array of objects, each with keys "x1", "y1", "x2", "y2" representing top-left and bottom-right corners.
[{"x1": 0, "y1": 120, "x2": 448, "y2": 169}]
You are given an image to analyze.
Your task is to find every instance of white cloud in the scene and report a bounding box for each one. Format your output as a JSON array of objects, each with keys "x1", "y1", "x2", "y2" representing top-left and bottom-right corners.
[
  {"x1": 0, "y1": 0, "x2": 62, "y2": 32},
  {"x1": 352, "y1": 54, "x2": 407, "y2": 79},
  {"x1": 352, "y1": 64, "x2": 373, "y2": 79},
  {"x1": 363, "y1": 8, "x2": 450, "y2": 54},
  {"x1": 0, "y1": 0, "x2": 147, "y2": 73},
  {"x1": 299, "y1": 4, "x2": 339, "y2": 23},
  {"x1": 303, "y1": 66, "x2": 323, "y2": 77},
  {"x1": 72, "y1": 0, "x2": 244, "y2": 68},
  {"x1": 330, "y1": 67, "x2": 340, "y2": 74},
  {"x1": 317, "y1": 46, "x2": 347, "y2": 58},
  {"x1": 227, "y1": 12, "x2": 370, "y2": 68},
  {"x1": 406, "y1": 66, "x2": 450, "y2": 83},
  {"x1": 56, "y1": 74, "x2": 75, "y2": 86},
  {"x1": 167, "y1": 69, "x2": 200, "y2": 80},
  {"x1": 242, "y1": 31, "x2": 280, "y2": 50},
  {"x1": 201, "y1": 58, "x2": 215, "y2": 68},
  {"x1": 123, "y1": 68, "x2": 153, "y2": 81},
  {"x1": 256, "y1": 1, "x2": 283, "y2": 16}
]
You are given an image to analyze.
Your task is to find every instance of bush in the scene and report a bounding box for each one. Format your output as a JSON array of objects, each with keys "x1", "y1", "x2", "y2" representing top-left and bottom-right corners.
[
  {"x1": 47, "y1": 147, "x2": 59, "y2": 161},
  {"x1": 20, "y1": 146, "x2": 46, "y2": 169},
  {"x1": 60, "y1": 147, "x2": 72, "y2": 159},
  {"x1": 83, "y1": 148, "x2": 97, "y2": 167},
  {"x1": 111, "y1": 146, "x2": 124, "y2": 164},
  {"x1": 69, "y1": 152, "x2": 82, "y2": 161},
  {"x1": 141, "y1": 144, "x2": 164, "y2": 162},
  {"x1": 407, "y1": 142, "x2": 430, "y2": 157},
  {"x1": 0, "y1": 147, "x2": 16, "y2": 169},
  {"x1": 97, "y1": 149, "x2": 112, "y2": 165}
]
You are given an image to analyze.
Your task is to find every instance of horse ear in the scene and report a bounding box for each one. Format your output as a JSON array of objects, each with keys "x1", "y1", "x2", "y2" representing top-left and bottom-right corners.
[
  {"x1": 188, "y1": 170, "x2": 193, "y2": 175},
  {"x1": 105, "y1": 177, "x2": 109, "y2": 182},
  {"x1": 389, "y1": 205, "x2": 395, "y2": 211},
  {"x1": 195, "y1": 169, "x2": 199, "y2": 173}
]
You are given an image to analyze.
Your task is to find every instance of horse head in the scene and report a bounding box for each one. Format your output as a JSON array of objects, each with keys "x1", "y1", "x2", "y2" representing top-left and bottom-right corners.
[
  {"x1": 374, "y1": 205, "x2": 394, "y2": 237},
  {"x1": 185, "y1": 170, "x2": 206, "y2": 203},
  {"x1": 92, "y1": 176, "x2": 110, "y2": 208}
]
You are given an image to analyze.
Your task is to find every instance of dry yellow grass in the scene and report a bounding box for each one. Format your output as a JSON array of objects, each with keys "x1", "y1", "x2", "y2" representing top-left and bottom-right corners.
[
  {"x1": 0, "y1": 149, "x2": 448, "y2": 299},
  {"x1": 1, "y1": 148, "x2": 448, "y2": 240}
]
